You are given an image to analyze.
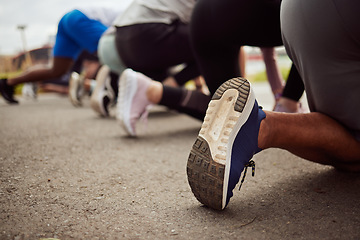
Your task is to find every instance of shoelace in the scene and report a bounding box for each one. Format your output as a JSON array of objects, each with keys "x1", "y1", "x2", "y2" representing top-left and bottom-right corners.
[{"x1": 238, "y1": 160, "x2": 255, "y2": 191}]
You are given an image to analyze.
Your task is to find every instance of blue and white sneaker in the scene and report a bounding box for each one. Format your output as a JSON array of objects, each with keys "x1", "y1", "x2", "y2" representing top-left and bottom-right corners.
[{"x1": 187, "y1": 77, "x2": 266, "y2": 210}]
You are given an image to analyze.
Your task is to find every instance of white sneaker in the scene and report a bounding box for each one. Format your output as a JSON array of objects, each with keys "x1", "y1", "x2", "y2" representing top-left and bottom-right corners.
[
  {"x1": 90, "y1": 65, "x2": 116, "y2": 117},
  {"x1": 116, "y1": 69, "x2": 153, "y2": 137},
  {"x1": 68, "y1": 72, "x2": 85, "y2": 107},
  {"x1": 22, "y1": 82, "x2": 38, "y2": 100}
]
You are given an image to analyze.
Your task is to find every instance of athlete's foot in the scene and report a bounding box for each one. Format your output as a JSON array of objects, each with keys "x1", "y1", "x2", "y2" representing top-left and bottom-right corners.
[
  {"x1": 187, "y1": 77, "x2": 266, "y2": 210},
  {"x1": 0, "y1": 79, "x2": 18, "y2": 104},
  {"x1": 116, "y1": 69, "x2": 156, "y2": 137},
  {"x1": 68, "y1": 72, "x2": 85, "y2": 107},
  {"x1": 90, "y1": 65, "x2": 116, "y2": 117}
]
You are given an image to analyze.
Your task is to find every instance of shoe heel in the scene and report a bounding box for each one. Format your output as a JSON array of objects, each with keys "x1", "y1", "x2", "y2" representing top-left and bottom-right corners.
[{"x1": 212, "y1": 77, "x2": 250, "y2": 113}]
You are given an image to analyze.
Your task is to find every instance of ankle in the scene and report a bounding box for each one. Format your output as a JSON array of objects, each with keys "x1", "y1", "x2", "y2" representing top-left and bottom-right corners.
[
  {"x1": 258, "y1": 111, "x2": 271, "y2": 149},
  {"x1": 273, "y1": 87, "x2": 284, "y2": 102},
  {"x1": 277, "y1": 97, "x2": 299, "y2": 112},
  {"x1": 146, "y1": 81, "x2": 163, "y2": 104}
]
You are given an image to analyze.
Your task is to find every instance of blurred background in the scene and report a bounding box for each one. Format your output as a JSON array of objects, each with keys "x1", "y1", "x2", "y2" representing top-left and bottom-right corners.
[{"x1": 0, "y1": 0, "x2": 291, "y2": 91}]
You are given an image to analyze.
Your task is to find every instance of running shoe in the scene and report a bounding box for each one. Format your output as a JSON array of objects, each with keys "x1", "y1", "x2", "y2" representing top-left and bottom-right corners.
[
  {"x1": 0, "y1": 78, "x2": 18, "y2": 104},
  {"x1": 22, "y1": 82, "x2": 38, "y2": 100},
  {"x1": 116, "y1": 69, "x2": 152, "y2": 137},
  {"x1": 187, "y1": 77, "x2": 266, "y2": 210},
  {"x1": 68, "y1": 72, "x2": 85, "y2": 107},
  {"x1": 90, "y1": 65, "x2": 116, "y2": 117}
]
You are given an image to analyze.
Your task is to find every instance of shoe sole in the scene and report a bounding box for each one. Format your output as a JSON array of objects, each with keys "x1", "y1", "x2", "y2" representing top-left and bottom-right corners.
[
  {"x1": 90, "y1": 65, "x2": 112, "y2": 116},
  {"x1": 187, "y1": 77, "x2": 255, "y2": 210},
  {"x1": 117, "y1": 69, "x2": 137, "y2": 136},
  {"x1": 69, "y1": 72, "x2": 82, "y2": 107}
]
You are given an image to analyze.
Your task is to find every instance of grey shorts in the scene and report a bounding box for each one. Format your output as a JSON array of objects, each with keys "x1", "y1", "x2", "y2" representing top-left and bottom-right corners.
[
  {"x1": 98, "y1": 27, "x2": 126, "y2": 75},
  {"x1": 281, "y1": 0, "x2": 360, "y2": 140}
]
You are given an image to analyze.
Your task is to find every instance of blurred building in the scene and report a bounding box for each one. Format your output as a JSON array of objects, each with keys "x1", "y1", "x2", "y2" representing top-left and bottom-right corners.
[
  {"x1": 12, "y1": 45, "x2": 53, "y2": 70},
  {"x1": 0, "y1": 44, "x2": 53, "y2": 73}
]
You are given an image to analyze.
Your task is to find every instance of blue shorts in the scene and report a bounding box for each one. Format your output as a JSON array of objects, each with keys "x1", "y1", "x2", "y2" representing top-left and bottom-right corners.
[{"x1": 53, "y1": 9, "x2": 108, "y2": 60}]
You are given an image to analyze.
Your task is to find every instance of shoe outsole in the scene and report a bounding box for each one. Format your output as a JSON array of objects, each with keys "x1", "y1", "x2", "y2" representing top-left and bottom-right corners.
[{"x1": 187, "y1": 77, "x2": 251, "y2": 210}]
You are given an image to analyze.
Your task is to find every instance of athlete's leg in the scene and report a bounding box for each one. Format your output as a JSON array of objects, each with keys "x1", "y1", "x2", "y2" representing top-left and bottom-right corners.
[
  {"x1": 259, "y1": 111, "x2": 360, "y2": 171},
  {"x1": 7, "y1": 57, "x2": 73, "y2": 86}
]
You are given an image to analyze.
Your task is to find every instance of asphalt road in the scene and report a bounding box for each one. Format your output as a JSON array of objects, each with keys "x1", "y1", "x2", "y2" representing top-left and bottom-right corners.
[{"x1": 0, "y1": 83, "x2": 359, "y2": 239}]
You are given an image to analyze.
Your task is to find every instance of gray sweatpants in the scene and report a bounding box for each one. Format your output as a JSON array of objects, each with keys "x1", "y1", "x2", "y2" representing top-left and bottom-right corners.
[{"x1": 281, "y1": 0, "x2": 360, "y2": 140}]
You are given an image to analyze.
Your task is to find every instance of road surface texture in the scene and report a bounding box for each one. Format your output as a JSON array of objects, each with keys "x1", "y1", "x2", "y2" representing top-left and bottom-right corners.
[{"x1": 1, "y1": 83, "x2": 359, "y2": 239}]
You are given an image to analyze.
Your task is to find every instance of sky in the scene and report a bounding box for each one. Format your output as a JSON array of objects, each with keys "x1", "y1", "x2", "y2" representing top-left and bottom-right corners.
[{"x1": 0, "y1": 0, "x2": 133, "y2": 56}]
